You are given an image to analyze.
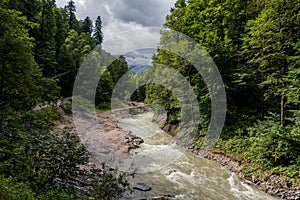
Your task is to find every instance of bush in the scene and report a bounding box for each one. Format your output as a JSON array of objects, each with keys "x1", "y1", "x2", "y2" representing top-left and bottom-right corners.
[
  {"x1": 246, "y1": 119, "x2": 300, "y2": 167},
  {"x1": 218, "y1": 117, "x2": 300, "y2": 177},
  {"x1": 0, "y1": 107, "x2": 88, "y2": 192},
  {"x1": 0, "y1": 106, "x2": 134, "y2": 199},
  {"x1": 90, "y1": 166, "x2": 132, "y2": 200},
  {"x1": 0, "y1": 176, "x2": 35, "y2": 200},
  {"x1": 0, "y1": 176, "x2": 79, "y2": 200}
]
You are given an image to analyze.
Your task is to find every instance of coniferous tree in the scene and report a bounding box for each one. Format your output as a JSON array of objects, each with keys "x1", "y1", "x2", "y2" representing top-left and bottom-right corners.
[
  {"x1": 65, "y1": 0, "x2": 78, "y2": 31},
  {"x1": 35, "y1": 0, "x2": 57, "y2": 77},
  {"x1": 54, "y1": 7, "x2": 70, "y2": 54},
  {"x1": 93, "y1": 16, "x2": 104, "y2": 45},
  {"x1": 7, "y1": 0, "x2": 42, "y2": 22},
  {"x1": 80, "y1": 16, "x2": 93, "y2": 34},
  {"x1": 0, "y1": 6, "x2": 58, "y2": 113}
]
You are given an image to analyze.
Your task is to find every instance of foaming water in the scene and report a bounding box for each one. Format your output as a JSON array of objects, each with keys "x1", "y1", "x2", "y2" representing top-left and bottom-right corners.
[{"x1": 115, "y1": 112, "x2": 278, "y2": 200}]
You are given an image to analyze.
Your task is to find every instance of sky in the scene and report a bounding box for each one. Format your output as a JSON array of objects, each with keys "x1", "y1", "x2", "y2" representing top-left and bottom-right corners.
[{"x1": 56, "y1": 0, "x2": 177, "y2": 60}]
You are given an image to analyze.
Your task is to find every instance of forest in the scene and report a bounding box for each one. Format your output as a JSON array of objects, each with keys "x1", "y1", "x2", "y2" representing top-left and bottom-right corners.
[
  {"x1": 0, "y1": 0, "x2": 299, "y2": 199},
  {"x1": 0, "y1": 0, "x2": 129, "y2": 199},
  {"x1": 144, "y1": 0, "x2": 300, "y2": 187}
]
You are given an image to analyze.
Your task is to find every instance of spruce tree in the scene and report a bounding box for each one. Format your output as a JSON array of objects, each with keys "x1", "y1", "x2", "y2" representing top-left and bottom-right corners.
[
  {"x1": 35, "y1": 0, "x2": 57, "y2": 77},
  {"x1": 80, "y1": 16, "x2": 93, "y2": 34},
  {"x1": 65, "y1": 0, "x2": 78, "y2": 31},
  {"x1": 93, "y1": 16, "x2": 104, "y2": 45},
  {"x1": 54, "y1": 7, "x2": 70, "y2": 54}
]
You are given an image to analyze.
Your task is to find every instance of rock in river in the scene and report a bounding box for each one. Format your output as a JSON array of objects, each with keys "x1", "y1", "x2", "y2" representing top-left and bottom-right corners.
[{"x1": 133, "y1": 183, "x2": 152, "y2": 191}]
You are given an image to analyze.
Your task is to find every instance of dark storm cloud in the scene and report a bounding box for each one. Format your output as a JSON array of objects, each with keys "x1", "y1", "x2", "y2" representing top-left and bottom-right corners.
[
  {"x1": 56, "y1": 0, "x2": 176, "y2": 54},
  {"x1": 57, "y1": 0, "x2": 176, "y2": 26},
  {"x1": 110, "y1": 0, "x2": 173, "y2": 26}
]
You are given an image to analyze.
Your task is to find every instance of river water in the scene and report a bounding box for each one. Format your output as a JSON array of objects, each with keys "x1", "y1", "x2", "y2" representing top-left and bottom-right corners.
[{"x1": 113, "y1": 112, "x2": 279, "y2": 200}]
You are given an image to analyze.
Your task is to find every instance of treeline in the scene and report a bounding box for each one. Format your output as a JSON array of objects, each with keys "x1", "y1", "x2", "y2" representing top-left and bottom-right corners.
[
  {"x1": 0, "y1": 0, "x2": 129, "y2": 198},
  {"x1": 145, "y1": 0, "x2": 300, "y2": 178},
  {"x1": 1, "y1": 0, "x2": 128, "y2": 111}
]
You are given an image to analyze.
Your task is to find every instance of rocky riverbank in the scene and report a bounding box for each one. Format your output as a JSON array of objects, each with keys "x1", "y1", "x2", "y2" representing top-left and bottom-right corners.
[
  {"x1": 187, "y1": 145, "x2": 300, "y2": 200},
  {"x1": 56, "y1": 101, "x2": 299, "y2": 199},
  {"x1": 52, "y1": 101, "x2": 148, "y2": 197},
  {"x1": 91, "y1": 107, "x2": 299, "y2": 200}
]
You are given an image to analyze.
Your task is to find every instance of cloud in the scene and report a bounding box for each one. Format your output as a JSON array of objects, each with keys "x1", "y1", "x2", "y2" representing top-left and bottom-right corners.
[
  {"x1": 56, "y1": 0, "x2": 177, "y2": 32},
  {"x1": 57, "y1": 0, "x2": 176, "y2": 26},
  {"x1": 109, "y1": 0, "x2": 174, "y2": 26},
  {"x1": 56, "y1": 0, "x2": 176, "y2": 54},
  {"x1": 103, "y1": 27, "x2": 162, "y2": 55},
  {"x1": 124, "y1": 48, "x2": 156, "y2": 73}
]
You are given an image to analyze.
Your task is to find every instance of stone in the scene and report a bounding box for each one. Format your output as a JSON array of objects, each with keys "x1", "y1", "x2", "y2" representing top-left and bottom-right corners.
[
  {"x1": 146, "y1": 196, "x2": 176, "y2": 200},
  {"x1": 133, "y1": 183, "x2": 152, "y2": 191},
  {"x1": 125, "y1": 138, "x2": 130, "y2": 143},
  {"x1": 135, "y1": 138, "x2": 144, "y2": 144}
]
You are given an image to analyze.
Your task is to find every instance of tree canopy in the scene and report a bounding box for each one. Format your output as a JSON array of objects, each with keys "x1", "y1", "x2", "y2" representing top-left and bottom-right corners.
[{"x1": 146, "y1": 0, "x2": 300, "y2": 180}]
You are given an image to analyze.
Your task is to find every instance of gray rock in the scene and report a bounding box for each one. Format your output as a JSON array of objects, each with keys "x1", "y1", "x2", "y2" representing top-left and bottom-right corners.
[
  {"x1": 146, "y1": 196, "x2": 176, "y2": 200},
  {"x1": 134, "y1": 138, "x2": 144, "y2": 144},
  {"x1": 133, "y1": 183, "x2": 152, "y2": 191}
]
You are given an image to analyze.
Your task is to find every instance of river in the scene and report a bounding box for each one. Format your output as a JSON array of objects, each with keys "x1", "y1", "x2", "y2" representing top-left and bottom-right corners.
[{"x1": 111, "y1": 112, "x2": 279, "y2": 200}]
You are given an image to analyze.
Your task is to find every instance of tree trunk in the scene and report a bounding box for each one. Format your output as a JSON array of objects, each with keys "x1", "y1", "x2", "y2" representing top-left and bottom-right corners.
[{"x1": 280, "y1": 89, "x2": 285, "y2": 127}]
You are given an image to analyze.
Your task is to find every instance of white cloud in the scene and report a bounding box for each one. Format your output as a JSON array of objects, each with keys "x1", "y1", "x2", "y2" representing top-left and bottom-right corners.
[
  {"x1": 78, "y1": 0, "x2": 87, "y2": 9},
  {"x1": 125, "y1": 48, "x2": 155, "y2": 65},
  {"x1": 103, "y1": 27, "x2": 161, "y2": 55}
]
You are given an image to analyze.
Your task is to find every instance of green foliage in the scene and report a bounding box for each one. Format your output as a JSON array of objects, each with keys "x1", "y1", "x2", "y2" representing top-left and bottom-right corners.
[
  {"x1": 57, "y1": 29, "x2": 96, "y2": 97},
  {"x1": 144, "y1": 62, "x2": 182, "y2": 126},
  {"x1": 0, "y1": 176, "x2": 78, "y2": 200},
  {"x1": 286, "y1": 40, "x2": 300, "y2": 124},
  {"x1": 80, "y1": 16, "x2": 93, "y2": 34},
  {"x1": 0, "y1": 106, "x2": 132, "y2": 198},
  {"x1": 0, "y1": 176, "x2": 35, "y2": 200},
  {"x1": 107, "y1": 55, "x2": 129, "y2": 85},
  {"x1": 104, "y1": 55, "x2": 130, "y2": 104},
  {"x1": 0, "y1": 1, "x2": 132, "y2": 198},
  {"x1": 90, "y1": 166, "x2": 131, "y2": 200},
  {"x1": 54, "y1": 7, "x2": 70, "y2": 53},
  {"x1": 0, "y1": 107, "x2": 88, "y2": 190},
  {"x1": 63, "y1": 29, "x2": 96, "y2": 68},
  {"x1": 219, "y1": 117, "x2": 300, "y2": 177},
  {"x1": 246, "y1": 119, "x2": 299, "y2": 166},
  {"x1": 151, "y1": 0, "x2": 300, "y2": 179},
  {"x1": 6, "y1": 0, "x2": 106, "y2": 99},
  {"x1": 0, "y1": 6, "x2": 59, "y2": 114},
  {"x1": 241, "y1": 0, "x2": 299, "y2": 119},
  {"x1": 35, "y1": 0, "x2": 58, "y2": 77},
  {"x1": 96, "y1": 69, "x2": 114, "y2": 110},
  {"x1": 73, "y1": 50, "x2": 130, "y2": 110}
]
